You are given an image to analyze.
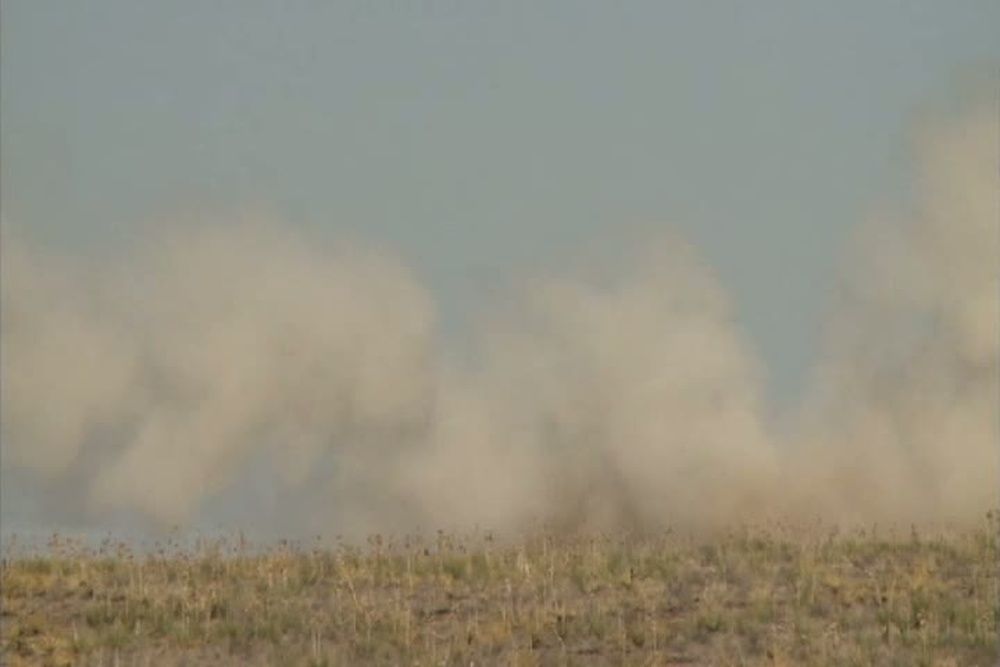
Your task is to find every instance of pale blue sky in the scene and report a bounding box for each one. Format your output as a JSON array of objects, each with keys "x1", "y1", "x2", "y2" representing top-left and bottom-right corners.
[{"x1": 2, "y1": 1, "x2": 998, "y2": 407}]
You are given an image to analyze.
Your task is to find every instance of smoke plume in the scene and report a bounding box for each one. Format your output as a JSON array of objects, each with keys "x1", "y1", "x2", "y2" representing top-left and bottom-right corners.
[{"x1": 1, "y1": 94, "x2": 997, "y2": 540}]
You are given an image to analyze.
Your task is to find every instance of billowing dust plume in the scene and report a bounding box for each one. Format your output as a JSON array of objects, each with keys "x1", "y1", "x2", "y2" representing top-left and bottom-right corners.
[
  {"x1": 1, "y1": 97, "x2": 997, "y2": 540},
  {"x1": 789, "y1": 98, "x2": 999, "y2": 527}
]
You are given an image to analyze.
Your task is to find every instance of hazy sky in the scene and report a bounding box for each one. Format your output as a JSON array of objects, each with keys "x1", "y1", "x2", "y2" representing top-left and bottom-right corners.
[{"x1": 2, "y1": 1, "x2": 998, "y2": 406}]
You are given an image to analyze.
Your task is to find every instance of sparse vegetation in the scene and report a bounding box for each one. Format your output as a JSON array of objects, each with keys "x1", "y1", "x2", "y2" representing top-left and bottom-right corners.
[{"x1": 2, "y1": 518, "x2": 998, "y2": 666}]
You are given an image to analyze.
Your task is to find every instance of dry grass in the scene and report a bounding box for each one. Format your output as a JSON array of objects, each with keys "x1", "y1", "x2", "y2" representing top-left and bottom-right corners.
[{"x1": 2, "y1": 518, "x2": 998, "y2": 666}]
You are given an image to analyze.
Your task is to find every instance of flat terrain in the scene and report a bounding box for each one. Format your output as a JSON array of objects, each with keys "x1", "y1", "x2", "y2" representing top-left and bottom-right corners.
[{"x1": 2, "y1": 521, "x2": 998, "y2": 666}]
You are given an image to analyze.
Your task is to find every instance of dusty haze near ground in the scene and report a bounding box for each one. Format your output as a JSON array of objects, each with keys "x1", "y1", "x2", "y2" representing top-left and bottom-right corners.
[{"x1": 1, "y1": 92, "x2": 997, "y2": 541}]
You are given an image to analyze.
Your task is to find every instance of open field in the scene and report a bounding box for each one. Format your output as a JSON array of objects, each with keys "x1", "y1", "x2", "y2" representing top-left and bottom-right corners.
[{"x1": 2, "y1": 520, "x2": 998, "y2": 666}]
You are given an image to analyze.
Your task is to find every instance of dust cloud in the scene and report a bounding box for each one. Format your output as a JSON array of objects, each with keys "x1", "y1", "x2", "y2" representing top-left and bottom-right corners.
[{"x1": 1, "y1": 94, "x2": 997, "y2": 541}]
